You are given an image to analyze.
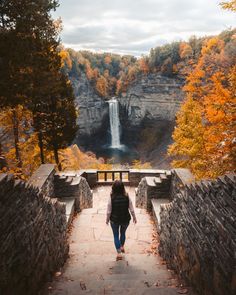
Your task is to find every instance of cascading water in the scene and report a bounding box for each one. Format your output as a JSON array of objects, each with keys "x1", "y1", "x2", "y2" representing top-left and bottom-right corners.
[{"x1": 108, "y1": 98, "x2": 122, "y2": 149}]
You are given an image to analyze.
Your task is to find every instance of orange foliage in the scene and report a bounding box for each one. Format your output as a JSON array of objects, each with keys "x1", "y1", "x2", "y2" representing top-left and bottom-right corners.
[
  {"x1": 96, "y1": 76, "x2": 108, "y2": 97},
  {"x1": 60, "y1": 144, "x2": 112, "y2": 170},
  {"x1": 116, "y1": 79, "x2": 123, "y2": 95},
  {"x1": 138, "y1": 57, "x2": 149, "y2": 74},
  {"x1": 59, "y1": 50, "x2": 72, "y2": 69},
  {"x1": 170, "y1": 36, "x2": 236, "y2": 179},
  {"x1": 179, "y1": 42, "x2": 193, "y2": 59}
]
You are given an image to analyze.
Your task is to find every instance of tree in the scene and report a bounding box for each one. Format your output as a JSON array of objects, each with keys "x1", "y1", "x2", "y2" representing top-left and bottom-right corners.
[
  {"x1": 42, "y1": 75, "x2": 78, "y2": 169},
  {"x1": 168, "y1": 97, "x2": 207, "y2": 178},
  {"x1": 96, "y1": 76, "x2": 108, "y2": 97},
  {"x1": 203, "y1": 69, "x2": 236, "y2": 175},
  {"x1": 139, "y1": 57, "x2": 149, "y2": 74},
  {"x1": 169, "y1": 34, "x2": 236, "y2": 179},
  {"x1": 220, "y1": 0, "x2": 236, "y2": 11},
  {"x1": 0, "y1": 0, "x2": 59, "y2": 167},
  {"x1": 179, "y1": 42, "x2": 193, "y2": 59}
]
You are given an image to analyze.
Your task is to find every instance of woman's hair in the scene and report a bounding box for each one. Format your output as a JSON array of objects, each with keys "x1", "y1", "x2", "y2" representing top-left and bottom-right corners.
[{"x1": 111, "y1": 180, "x2": 128, "y2": 198}]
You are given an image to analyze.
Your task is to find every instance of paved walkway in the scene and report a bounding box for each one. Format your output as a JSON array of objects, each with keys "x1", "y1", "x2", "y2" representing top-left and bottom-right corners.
[{"x1": 44, "y1": 186, "x2": 193, "y2": 295}]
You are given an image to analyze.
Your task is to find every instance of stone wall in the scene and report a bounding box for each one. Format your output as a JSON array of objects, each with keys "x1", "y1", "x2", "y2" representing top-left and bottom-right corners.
[
  {"x1": 135, "y1": 170, "x2": 172, "y2": 210},
  {"x1": 159, "y1": 173, "x2": 236, "y2": 295},
  {"x1": 28, "y1": 164, "x2": 56, "y2": 198},
  {"x1": 118, "y1": 73, "x2": 184, "y2": 125},
  {"x1": 81, "y1": 170, "x2": 98, "y2": 188},
  {"x1": 0, "y1": 174, "x2": 69, "y2": 295},
  {"x1": 54, "y1": 172, "x2": 93, "y2": 211}
]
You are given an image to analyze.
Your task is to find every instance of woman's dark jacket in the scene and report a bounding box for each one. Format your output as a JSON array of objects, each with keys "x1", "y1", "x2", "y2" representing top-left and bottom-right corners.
[{"x1": 110, "y1": 195, "x2": 131, "y2": 224}]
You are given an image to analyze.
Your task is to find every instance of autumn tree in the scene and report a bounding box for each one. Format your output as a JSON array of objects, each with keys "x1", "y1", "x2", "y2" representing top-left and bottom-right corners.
[
  {"x1": 168, "y1": 97, "x2": 207, "y2": 178},
  {"x1": 139, "y1": 57, "x2": 149, "y2": 74},
  {"x1": 0, "y1": 0, "x2": 60, "y2": 167},
  {"x1": 96, "y1": 76, "x2": 108, "y2": 97},
  {"x1": 169, "y1": 34, "x2": 236, "y2": 179},
  {"x1": 179, "y1": 42, "x2": 193, "y2": 59},
  {"x1": 220, "y1": 0, "x2": 236, "y2": 11}
]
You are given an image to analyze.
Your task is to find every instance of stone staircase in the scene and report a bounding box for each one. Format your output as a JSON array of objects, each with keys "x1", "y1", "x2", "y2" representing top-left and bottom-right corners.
[
  {"x1": 54, "y1": 172, "x2": 93, "y2": 227},
  {"x1": 135, "y1": 170, "x2": 171, "y2": 210},
  {"x1": 135, "y1": 170, "x2": 171, "y2": 231}
]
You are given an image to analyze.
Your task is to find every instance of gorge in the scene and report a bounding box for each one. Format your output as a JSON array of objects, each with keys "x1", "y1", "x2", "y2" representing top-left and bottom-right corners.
[{"x1": 72, "y1": 72, "x2": 184, "y2": 167}]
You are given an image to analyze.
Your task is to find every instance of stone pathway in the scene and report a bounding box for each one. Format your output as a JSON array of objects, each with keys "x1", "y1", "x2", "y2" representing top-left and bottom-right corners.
[{"x1": 44, "y1": 186, "x2": 193, "y2": 295}]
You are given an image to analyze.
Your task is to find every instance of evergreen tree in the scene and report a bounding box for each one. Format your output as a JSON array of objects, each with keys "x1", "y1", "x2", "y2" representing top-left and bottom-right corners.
[{"x1": 0, "y1": 0, "x2": 59, "y2": 166}]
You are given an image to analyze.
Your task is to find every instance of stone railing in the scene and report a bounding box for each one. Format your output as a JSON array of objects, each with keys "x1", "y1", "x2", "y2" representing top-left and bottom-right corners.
[
  {"x1": 0, "y1": 173, "x2": 69, "y2": 295},
  {"x1": 159, "y1": 172, "x2": 236, "y2": 295},
  {"x1": 96, "y1": 170, "x2": 129, "y2": 183},
  {"x1": 28, "y1": 163, "x2": 56, "y2": 198},
  {"x1": 81, "y1": 168, "x2": 171, "y2": 188}
]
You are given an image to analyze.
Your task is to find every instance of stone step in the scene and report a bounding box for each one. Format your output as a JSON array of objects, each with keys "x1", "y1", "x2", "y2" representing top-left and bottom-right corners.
[
  {"x1": 53, "y1": 287, "x2": 183, "y2": 295},
  {"x1": 145, "y1": 177, "x2": 156, "y2": 187},
  {"x1": 65, "y1": 176, "x2": 74, "y2": 184},
  {"x1": 154, "y1": 177, "x2": 162, "y2": 184},
  {"x1": 58, "y1": 197, "x2": 76, "y2": 226},
  {"x1": 160, "y1": 174, "x2": 168, "y2": 180},
  {"x1": 165, "y1": 170, "x2": 172, "y2": 177},
  {"x1": 151, "y1": 198, "x2": 170, "y2": 231},
  {"x1": 71, "y1": 176, "x2": 81, "y2": 186}
]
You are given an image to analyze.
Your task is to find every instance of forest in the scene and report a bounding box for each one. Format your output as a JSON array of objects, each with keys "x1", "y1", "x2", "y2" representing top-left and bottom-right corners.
[
  {"x1": 0, "y1": 0, "x2": 235, "y2": 179},
  {"x1": 61, "y1": 29, "x2": 235, "y2": 99}
]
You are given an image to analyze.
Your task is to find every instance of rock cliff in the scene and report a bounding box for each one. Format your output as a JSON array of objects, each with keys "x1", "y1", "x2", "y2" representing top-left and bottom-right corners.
[
  {"x1": 118, "y1": 73, "x2": 184, "y2": 125},
  {"x1": 72, "y1": 73, "x2": 184, "y2": 167},
  {"x1": 71, "y1": 73, "x2": 109, "y2": 139}
]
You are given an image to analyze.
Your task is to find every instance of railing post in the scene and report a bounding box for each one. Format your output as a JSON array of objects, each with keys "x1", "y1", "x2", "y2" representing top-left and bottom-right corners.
[
  {"x1": 97, "y1": 171, "x2": 99, "y2": 182},
  {"x1": 120, "y1": 172, "x2": 122, "y2": 181},
  {"x1": 105, "y1": 172, "x2": 107, "y2": 182},
  {"x1": 112, "y1": 172, "x2": 115, "y2": 181}
]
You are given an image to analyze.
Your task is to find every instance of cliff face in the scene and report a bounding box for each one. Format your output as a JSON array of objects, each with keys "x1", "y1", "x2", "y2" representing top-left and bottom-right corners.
[
  {"x1": 71, "y1": 73, "x2": 109, "y2": 138},
  {"x1": 72, "y1": 73, "x2": 184, "y2": 167},
  {"x1": 73, "y1": 73, "x2": 184, "y2": 137},
  {"x1": 118, "y1": 73, "x2": 184, "y2": 125}
]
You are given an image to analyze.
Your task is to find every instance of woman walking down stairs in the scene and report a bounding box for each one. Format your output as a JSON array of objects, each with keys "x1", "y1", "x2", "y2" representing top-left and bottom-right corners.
[{"x1": 42, "y1": 186, "x2": 194, "y2": 295}]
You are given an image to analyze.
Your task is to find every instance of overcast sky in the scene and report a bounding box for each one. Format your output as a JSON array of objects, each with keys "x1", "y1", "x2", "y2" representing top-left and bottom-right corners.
[{"x1": 54, "y1": 0, "x2": 236, "y2": 56}]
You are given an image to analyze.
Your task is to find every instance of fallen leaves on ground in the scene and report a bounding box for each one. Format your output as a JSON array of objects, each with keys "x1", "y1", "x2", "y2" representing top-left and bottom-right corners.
[
  {"x1": 177, "y1": 288, "x2": 189, "y2": 294},
  {"x1": 144, "y1": 281, "x2": 151, "y2": 287},
  {"x1": 54, "y1": 272, "x2": 62, "y2": 277},
  {"x1": 80, "y1": 281, "x2": 87, "y2": 290}
]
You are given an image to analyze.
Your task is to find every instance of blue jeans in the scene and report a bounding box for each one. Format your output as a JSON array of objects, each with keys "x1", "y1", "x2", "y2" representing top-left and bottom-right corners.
[{"x1": 110, "y1": 222, "x2": 129, "y2": 252}]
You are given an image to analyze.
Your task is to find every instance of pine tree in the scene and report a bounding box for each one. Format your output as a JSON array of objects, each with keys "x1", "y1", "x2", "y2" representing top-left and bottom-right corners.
[{"x1": 0, "y1": 0, "x2": 59, "y2": 167}]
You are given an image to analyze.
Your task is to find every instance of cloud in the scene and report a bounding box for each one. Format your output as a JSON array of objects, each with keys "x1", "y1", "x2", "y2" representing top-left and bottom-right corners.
[{"x1": 54, "y1": 0, "x2": 236, "y2": 56}]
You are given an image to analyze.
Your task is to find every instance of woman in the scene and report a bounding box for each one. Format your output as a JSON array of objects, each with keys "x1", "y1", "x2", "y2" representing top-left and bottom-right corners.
[{"x1": 106, "y1": 180, "x2": 137, "y2": 260}]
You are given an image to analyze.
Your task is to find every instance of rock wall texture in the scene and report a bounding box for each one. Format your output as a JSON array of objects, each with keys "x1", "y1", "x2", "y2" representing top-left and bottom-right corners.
[
  {"x1": 71, "y1": 74, "x2": 109, "y2": 137},
  {"x1": 28, "y1": 163, "x2": 55, "y2": 198},
  {"x1": 159, "y1": 172, "x2": 236, "y2": 295},
  {"x1": 118, "y1": 73, "x2": 184, "y2": 126},
  {"x1": 135, "y1": 170, "x2": 171, "y2": 210},
  {"x1": 54, "y1": 172, "x2": 93, "y2": 211},
  {"x1": 72, "y1": 73, "x2": 184, "y2": 137},
  {"x1": 0, "y1": 174, "x2": 69, "y2": 295}
]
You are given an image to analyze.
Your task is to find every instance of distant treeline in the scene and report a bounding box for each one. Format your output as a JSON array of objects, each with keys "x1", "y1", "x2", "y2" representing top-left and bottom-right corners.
[{"x1": 61, "y1": 28, "x2": 236, "y2": 98}]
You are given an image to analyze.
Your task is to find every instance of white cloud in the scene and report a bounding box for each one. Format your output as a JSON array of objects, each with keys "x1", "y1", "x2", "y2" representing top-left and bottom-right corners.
[{"x1": 54, "y1": 0, "x2": 236, "y2": 56}]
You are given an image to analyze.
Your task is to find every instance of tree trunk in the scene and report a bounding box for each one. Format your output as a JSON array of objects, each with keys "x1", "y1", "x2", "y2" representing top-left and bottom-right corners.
[
  {"x1": 38, "y1": 131, "x2": 45, "y2": 164},
  {"x1": 53, "y1": 144, "x2": 61, "y2": 170},
  {"x1": 11, "y1": 108, "x2": 22, "y2": 167}
]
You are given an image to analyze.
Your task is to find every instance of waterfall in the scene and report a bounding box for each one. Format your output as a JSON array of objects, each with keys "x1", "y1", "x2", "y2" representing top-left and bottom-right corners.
[{"x1": 108, "y1": 98, "x2": 121, "y2": 148}]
